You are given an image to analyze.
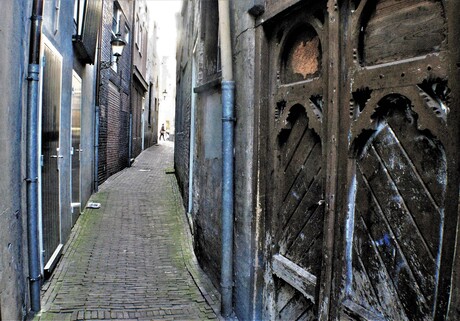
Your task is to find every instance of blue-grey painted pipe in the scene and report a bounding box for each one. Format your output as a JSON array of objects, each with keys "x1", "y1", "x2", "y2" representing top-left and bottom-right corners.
[
  {"x1": 26, "y1": 63, "x2": 42, "y2": 313},
  {"x1": 221, "y1": 80, "x2": 235, "y2": 317},
  {"x1": 128, "y1": 113, "x2": 133, "y2": 166},
  {"x1": 94, "y1": 106, "x2": 100, "y2": 192},
  {"x1": 26, "y1": 0, "x2": 44, "y2": 312},
  {"x1": 187, "y1": 58, "x2": 196, "y2": 216}
]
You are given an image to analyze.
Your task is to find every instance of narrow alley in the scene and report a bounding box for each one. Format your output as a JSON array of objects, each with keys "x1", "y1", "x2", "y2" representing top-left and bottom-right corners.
[{"x1": 35, "y1": 143, "x2": 219, "y2": 321}]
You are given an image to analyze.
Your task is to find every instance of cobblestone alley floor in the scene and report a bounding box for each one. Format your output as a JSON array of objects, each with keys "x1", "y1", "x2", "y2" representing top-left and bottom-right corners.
[{"x1": 35, "y1": 142, "x2": 220, "y2": 321}]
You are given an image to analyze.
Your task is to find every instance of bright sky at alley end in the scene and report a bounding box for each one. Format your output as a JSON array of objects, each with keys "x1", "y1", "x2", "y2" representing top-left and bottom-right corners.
[{"x1": 147, "y1": 0, "x2": 182, "y2": 57}]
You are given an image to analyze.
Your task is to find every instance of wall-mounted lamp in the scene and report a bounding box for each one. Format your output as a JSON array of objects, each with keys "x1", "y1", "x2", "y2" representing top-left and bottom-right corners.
[
  {"x1": 100, "y1": 33, "x2": 126, "y2": 69},
  {"x1": 162, "y1": 89, "x2": 167, "y2": 100}
]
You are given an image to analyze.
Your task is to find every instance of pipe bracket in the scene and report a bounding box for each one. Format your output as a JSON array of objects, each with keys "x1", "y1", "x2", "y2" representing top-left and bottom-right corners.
[
  {"x1": 25, "y1": 177, "x2": 38, "y2": 183},
  {"x1": 29, "y1": 274, "x2": 42, "y2": 282},
  {"x1": 222, "y1": 117, "x2": 236, "y2": 122}
]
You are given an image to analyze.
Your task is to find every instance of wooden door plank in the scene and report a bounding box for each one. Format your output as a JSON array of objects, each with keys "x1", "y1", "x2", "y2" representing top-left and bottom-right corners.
[
  {"x1": 373, "y1": 125, "x2": 443, "y2": 254},
  {"x1": 278, "y1": 292, "x2": 313, "y2": 321},
  {"x1": 279, "y1": 111, "x2": 309, "y2": 169},
  {"x1": 386, "y1": 115, "x2": 446, "y2": 207},
  {"x1": 363, "y1": 1, "x2": 444, "y2": 65},
  {"x1": 272, "y1": 254, "x2": 317, "y2": 304},
  {"x1": 286, "y1": 204, "x2": 324, "y2": 269},
  {"x1": 341, "y1": 299, "x2": 386, "y2": 321},
  {"x1": 279, "y1": 172, "x2": 323, "y2": 253},
  {"x1": 358, "y1": 146, "x2": 437, "y2": 300},
  {"x1": 282, "y1": 130, "x2": 318, "y2": 197},
  {"x1": 278, "y1": 144, "x2": 322, "y2": 227},
  {"x1": 354, "y1": 200, "x2": 416, "y2": 319}
]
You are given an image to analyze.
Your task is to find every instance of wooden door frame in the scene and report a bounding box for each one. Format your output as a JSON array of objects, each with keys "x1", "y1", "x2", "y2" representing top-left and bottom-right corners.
[{"x1": 257, "y1": 1, "x2": 335, "y2": 318}]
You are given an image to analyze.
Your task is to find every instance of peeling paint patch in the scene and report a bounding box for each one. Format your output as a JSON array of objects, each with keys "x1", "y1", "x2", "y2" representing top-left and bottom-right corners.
[
  {"x1": 291, "y1": 37, "x2": 320, "y2": 78},
  {"x1": 281, "y1": 25, "x2": 322, "y2": 83}
]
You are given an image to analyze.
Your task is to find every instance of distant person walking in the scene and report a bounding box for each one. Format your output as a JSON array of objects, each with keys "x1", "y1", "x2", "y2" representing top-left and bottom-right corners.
[{"x1": 160, "y1": 124, "x2": 166, "y2": 141}]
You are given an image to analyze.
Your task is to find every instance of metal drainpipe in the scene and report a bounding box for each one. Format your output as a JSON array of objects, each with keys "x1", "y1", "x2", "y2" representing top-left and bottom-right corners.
[
  {"x1": 128, "y1": 0, "x2": 136, "y2": 166},
  {"x1": 128, "y1": 113, "x2": 133, "y2": 165},
  {"x1": 218, "y1": 0, "x2": 235, "y2": 318},
  {"x1": 94, "y1": 106, "x2": 100, "y2": 192},
  {"x1": 26, "y1": 0, "x2": 44, "y2": 312},
  {"x1": 94, "y1": 11, "x2": 103, "y2": 193},
  {"x1": 187, "y1": 56, "x2": 196, "y2": 218}
]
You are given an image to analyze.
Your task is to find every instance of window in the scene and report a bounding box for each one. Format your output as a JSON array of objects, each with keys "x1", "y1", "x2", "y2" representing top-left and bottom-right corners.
[
  {"x1": 136, "y1": 16, "x2": 143, "y2": 52},
  {"x1": 73, "y1": 0, "x2": 102, "y2": 64},
  {"x1": 111, "y1": 51, "x2": 118, "y2": 72},
  {"x1": 112, "y1": 3, "x2": 121, "y2": 35},
  {"x1": 200, "y1": 0, "x2": 221, "y2": 78},
  {"x1": 124, "y1": 23, "x2": 130, "y2": 44},
  {"x1": 74, "y1": 0, "x2": 85, "y2": 33},
  {"x1": 138, "y1": 25, "x2": 143, "y2": 52},
  {"x1": 148, "y1": 83, "x2": 153, "y2": 125}
]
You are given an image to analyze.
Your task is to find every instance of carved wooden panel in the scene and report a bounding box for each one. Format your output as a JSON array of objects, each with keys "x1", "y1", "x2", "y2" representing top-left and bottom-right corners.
[
  {"x1": 359, "y1": 0, "x2": 446, "y2": 66},
  {"x1": 264, "y1": 3, "x2": 327, "y2": 319}
]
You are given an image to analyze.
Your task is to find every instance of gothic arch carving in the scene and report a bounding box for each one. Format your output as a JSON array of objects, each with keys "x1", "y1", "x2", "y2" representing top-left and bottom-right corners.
[{"x1": 279, "y1": 23, "x2": 323, "y2": 84}]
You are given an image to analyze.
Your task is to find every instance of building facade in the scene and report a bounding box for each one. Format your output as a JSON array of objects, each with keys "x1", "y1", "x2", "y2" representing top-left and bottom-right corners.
[
  {"x1": 97, "y1": 0, "x2": 155, "y2": 183},
  {"x1": 97, "y1": 0, "x2": 133, "y2": 184},
  {"x1": 131, "y1": 0, "x2": 147, "y2": 159},
  {"x1": 0, "y1": 0, "x2": 101, "y2": 319},
  {"x1": 145, "y1": 20, "x2": 160, "y2": 148},
  {"x1": 175, "y1": 1, "x2": 460, "y2": 320},
  {"x1": 40, "y1": 0, "x2": 100, "y2": 276}
]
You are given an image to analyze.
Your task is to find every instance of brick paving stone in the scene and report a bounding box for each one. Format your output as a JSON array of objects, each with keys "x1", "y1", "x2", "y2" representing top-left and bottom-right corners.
[{"x1": 35, "y1": 143, "x2": 220, "y2": 320}]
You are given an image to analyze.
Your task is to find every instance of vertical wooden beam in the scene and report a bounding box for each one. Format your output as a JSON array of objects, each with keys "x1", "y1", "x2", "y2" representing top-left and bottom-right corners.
[
  {"x1": 251, "y1": 22, "x2": 266, "y2": 321},
  {"x1": 444, "y1": 0, "x2": 460, "y2": 319},
  {"x1": 318, "y1": 1, "x2": 341, "y2": 319}
]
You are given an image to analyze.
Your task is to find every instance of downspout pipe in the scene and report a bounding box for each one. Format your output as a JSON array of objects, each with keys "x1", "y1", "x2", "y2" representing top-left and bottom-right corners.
[
  {"x1": 94, "y1": 106, "x2": 100, "y2": 192},
  {"x1": 218, "y1": 0, "x2": 235, "y2": 318},
  {"x1": 187, "y1": 56, "x2": 196, "y2": 218},
  {"x1": 26, "y1": 0, "x2": 44, "y2": 312},
  {"x1": 94, "y1": 10, "x2": 104, "y2": 193}
]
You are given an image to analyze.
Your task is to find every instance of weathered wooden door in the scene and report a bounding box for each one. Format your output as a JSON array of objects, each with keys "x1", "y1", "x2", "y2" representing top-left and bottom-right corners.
[
  {"x1": 261, "y1": 0, "x2": 459, "y2": 320},
  {"x1": 263, "y1": 2, "x2": 328, "y2": 319},
  {"x1": 338, "y1": 0, "x2": 456, "y2": 319}
]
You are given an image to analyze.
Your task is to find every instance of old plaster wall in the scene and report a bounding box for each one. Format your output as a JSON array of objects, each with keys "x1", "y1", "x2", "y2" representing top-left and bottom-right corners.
[
  {"x1": 0, "y1": 1, "x2": 31, "y2": 320},
  {"x1": 175, "y1": 1, "x2": 264, "y2": 320},
  {"x1": 174, "y1": 0, "x2": 193, "y2": 208}
]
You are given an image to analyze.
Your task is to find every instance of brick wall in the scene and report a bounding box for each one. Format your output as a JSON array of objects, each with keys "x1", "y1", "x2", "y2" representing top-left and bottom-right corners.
[
  {"x1": 174, "y1": 2, "x2": 192, "y2": 206},
  {"x1": 98, "y1": 0, "x2": 133, "y2": 185}
]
